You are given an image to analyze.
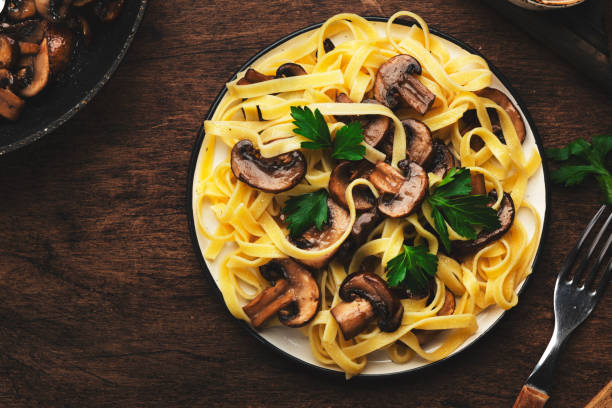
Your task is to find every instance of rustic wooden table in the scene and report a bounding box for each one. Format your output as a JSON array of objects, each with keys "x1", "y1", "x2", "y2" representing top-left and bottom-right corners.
[{"x1": 0, "y1": 1, "x2": 610, "y2": 407}]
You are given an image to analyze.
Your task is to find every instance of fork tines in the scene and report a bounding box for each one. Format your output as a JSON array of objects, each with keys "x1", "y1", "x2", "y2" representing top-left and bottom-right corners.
[{"x1": 557, "y1": 205, "x2": 612, "y2": 296}]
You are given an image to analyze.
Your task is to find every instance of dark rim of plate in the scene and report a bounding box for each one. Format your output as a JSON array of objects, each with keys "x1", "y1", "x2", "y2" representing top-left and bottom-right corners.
[
  {"x1": 186, "y1": 16, "x2": 551, "y2": 379},
  {"x1": 0, "y1": 0, "x2": 149, "y2": 156}
]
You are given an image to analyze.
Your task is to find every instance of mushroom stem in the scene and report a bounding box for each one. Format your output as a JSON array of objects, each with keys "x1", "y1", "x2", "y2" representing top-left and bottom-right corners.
[
  {"x1": 368, "y1": 161, "x2": 404, "y2": 195},
  {"x1": 470, "y1": 173, "x2": 486, "y2": 195},
  {"x1": 398, "y1": 75, "x2": 435, "y2": 115},
  {"x1": 330, "y1": 298, "x2": 375, "y2": 340},
  {"x1": 243, "y1": 279, "x2": 294, "y2": 328}
]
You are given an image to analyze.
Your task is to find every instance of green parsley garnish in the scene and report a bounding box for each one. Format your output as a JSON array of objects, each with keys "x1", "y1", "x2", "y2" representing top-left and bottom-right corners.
[
  {"x1": 281, "y1": 189, "x2": 329, "y2": 237},
  {"x1": 290, "y1": 106, "x2": 366, "y2": 161},
  {"x1": 386, "y1": 244, "x2": 438, "y2": 290},
  {"x1": 545, "y1": 135, "x2": 611, "y2": 204},
  {"x1": 426, "y1": 167, "x2": 501, "y2": 252}
]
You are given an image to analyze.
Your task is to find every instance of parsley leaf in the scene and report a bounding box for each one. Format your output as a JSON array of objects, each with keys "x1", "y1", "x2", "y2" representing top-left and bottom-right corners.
[
  {"x1": 386, "y1": 244, "x2": 438, "y2": 290},
  {"x1": 546, "y1": 135, "x2": 612, "y2": 204},
  {"x1": 281, "y1": 189, "x2": 329, "y2": 237},
  {"x1": 291, "y1": 106, "x2": 332, "y2": 150},
  {"x1": 290, "y1": 106, "x2": 365, "y2": 161},
  {"x1": 426, "y1": 167, "x2": 501, "y2": 252},
  {"x1": 331, "y1": 121, "x2": 366, "y2": 160}
]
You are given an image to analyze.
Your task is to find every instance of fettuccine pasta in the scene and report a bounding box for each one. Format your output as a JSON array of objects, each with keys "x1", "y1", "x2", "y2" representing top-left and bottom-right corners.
[{"x1": 193, "y1": 11, "x2": 542, "y2": 378}]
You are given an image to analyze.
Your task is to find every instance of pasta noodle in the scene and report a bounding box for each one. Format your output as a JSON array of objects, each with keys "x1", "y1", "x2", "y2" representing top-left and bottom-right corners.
[{"x1": 193, "y1": 11, "x2": 542, "y2": 378}]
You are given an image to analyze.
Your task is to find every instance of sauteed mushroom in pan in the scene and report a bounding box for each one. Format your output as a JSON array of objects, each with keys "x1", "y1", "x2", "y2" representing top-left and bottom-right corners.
[{"x1": 0, "y1": 0, "x2": 125, "y2": 120}]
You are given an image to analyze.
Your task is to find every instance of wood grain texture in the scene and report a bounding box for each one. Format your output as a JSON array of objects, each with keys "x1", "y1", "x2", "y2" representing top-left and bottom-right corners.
[{"x1": 0, "y1": 1, "x2": 610, "y2": 407}]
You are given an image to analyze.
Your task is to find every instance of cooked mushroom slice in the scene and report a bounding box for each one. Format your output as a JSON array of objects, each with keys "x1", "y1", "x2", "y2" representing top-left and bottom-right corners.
[
  {"x1": 427, "y1": 141, "x2": 457, "y2": 179},
  {"x1": 470, "y1": 172, "x2": 486, "y2": 196},
  {"x1": 35, "y1": 0, "x2": 73, "y2": 21},
  {"x1": 7, "y1": 0, "x2": 37, "y2": 20},
  {"x1": 0, "y1": 87, "x2": 25, "y2": 120},
  {"x1": 275, "y1": 63, "x2": 306, "y2": 78},
  {"x1": 476, "y1": 87, "x2": 525, "y2": 145},
  {"x1": 243, "y1": 258, "x2": 320, "y2": 328},
  {"x1": 19, "y1": 37, "x2": 49, "y2": 97},
  {"x1": 331, "y1": 272, "x2": 403, "y2": 340},
  {"x1": 403, "y1": 118, "x2": 433, "y2": 166},
  {"x1": 460, "y1": 88, "x2": 526, "y2": 151},
  {"x1": 0, "y1": 35, "x2": 19, "y2": 70},
  {"x1": 438, "y1": 290, "x2": 455, "y2": 316},
  {"x1": 0, "y1": 19, "x2": 47, "y2": 43},
  {"x1": 236, "y1": 68, "x2": 274, "y2": 85},
  {"x1": 0, "y1": 69, "x2": 14, "y2": 89},
  {"x1": 93, "y1": 0, "x2": 124, "y2": 22},
  {"x1": 230, "y1": 139, "x2": 306, "y2": 193},
  {"x1": 75, "y1": 14, "x2": 93, "y2": 46},
  {"x1": 337, "y1": 207, "x2": 382, "y2": 259},
  {"x1": 452, "y1": 192, "x2": 515, "y2": 257},
  {"x1": 291, "y1": 198, "x2": 351, "y2": 269},
  {"x1": 328, "y1": 160, "x2": 375, "y2": 211},
  {"x1": 18, "y1": 41, "x2": 39, "y2": 55},
  {"x1": 323, "y1": 38, "x2": 335, "y2": 53},
  {"x1": 374, "y1": 54, "x2": 435, "y2": 115},
  {"x1": 369, "y1": 161, "x2": 427, "y2": 218},
  {"x1": 46, "y1": 24, "x2": 75, "y2": 74},
  {"x1": 368, "y1": 161, "x2": 404, "y2": 195},
  {"x1": 334, "y1": 94, "x2": 390, "y2": 147}
]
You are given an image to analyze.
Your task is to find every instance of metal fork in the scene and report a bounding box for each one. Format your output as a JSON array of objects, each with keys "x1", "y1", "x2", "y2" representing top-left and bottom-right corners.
[{"x1": 513, "y1": 205, "x2": 612, "y2": 408}]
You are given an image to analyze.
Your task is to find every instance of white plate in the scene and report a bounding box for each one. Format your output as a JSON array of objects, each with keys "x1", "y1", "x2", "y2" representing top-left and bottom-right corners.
[{"x1": 188, "y1": 18, "x2": 549, "y2": 377}]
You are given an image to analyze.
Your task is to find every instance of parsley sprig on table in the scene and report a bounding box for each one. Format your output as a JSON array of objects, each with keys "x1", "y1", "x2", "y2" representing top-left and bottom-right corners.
[
  {"x1": 290, "y1": 106, "x2": 366, "y2": 161},
  {"x1": 281, "y1": 189, "x2": 329, "y2": 237},
  {"x1": 545, "y1": 135, "x2": 611, "y2": 204},
  {"x1": 426, "y1": 167, "x2": 500, "y2": 252},
  {"x1": 386, "y1": 245, "x2": 438, "y2": 290}
]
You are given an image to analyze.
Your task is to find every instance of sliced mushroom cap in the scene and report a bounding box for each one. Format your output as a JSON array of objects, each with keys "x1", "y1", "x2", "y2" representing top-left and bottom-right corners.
[
  {"x1": 75, "y1": 14, "x2": 93, "y2": 46},
  {"x1": 452, "y1": 192, "x2": 515, "y2": 257},
  {"x1": 470, "y1": 172, "x2": 486, "y2": 196},
  {"x1": 0, "y1": 35, "x2": 19, "y2": 70},
  {"x1": 331, "y1": 271, "x2": 403, "y2": 340},
  {"x1": 46, "y1": 23, "x2": 75, "y2": 74},
  {"x1": 291, "y1": 198, "x2": 351, "y2": 269},
  {"x1": 18, "y1": 37, "x2": 49, "y2": 97},
  {"x1": 323, "y1": 38, "x2": 335, "y2": 53},
  {"x1": 374, "y1": 54, "x2": 435, "y2": 115},
  {"x1": 328, "y1": 160, "x2": 375, "y2": 211},
  {"x1": 18, "y1": 41, "x2": 40, "y2": 55},
  {"x1": 0, "y1": 87, "x2": 25, "y2": 120},
  {"x1": 337, "y1": 207, "x2": 382, "y2": 259},
  {"x1": 93, "y1": 0, "x2": 124, "y2": 22},
  {"x1": 0, "y1": 69, "x2": 14, "y2": 89},
  {"x1": 275, "y1": 62, "x2": 306, "y2": 78},
  {"x1": 461, "y1": 88, "x2": 526, "y2": 151},
  {"x1": 236, "y1": 68, "x2": 274, "y2": 85},
  {"x1": 369, "y1": 161, "x2": 427, "y2": 218},
  {"x1": 35, "y1": 0, "x2": 73, "y2": 21},
  {"x1": 334, "y1": 94, "x2": 390, "y2": 147},
  {"x1": 426, "y1": 141, "x2": 457, "y2": 179},
  {"x1": 438, "y1": 290, "x2": 455, "y2": 316},
  {"x1": 7, "y1": 0, "x2": 37, "y2": 20},
  {"x1": 230, "y1": 139, "x2": 306, "y2": 193},
  {"x1": 476, "y1": 87, "x2": 525, "y2": 144},
  {"x1": 243, "y1": 258, "x2": 320, "y2": 328},
  {"x1": 0, "y1": 19, "x2": 47, "y2": 43},
  {"x1": 403, "y1": 118, "x2": 433, "y2": 166}
]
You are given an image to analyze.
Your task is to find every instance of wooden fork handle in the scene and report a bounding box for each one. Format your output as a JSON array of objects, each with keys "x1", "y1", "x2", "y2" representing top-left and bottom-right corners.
[{"x1": 513, "y1": 384, "x2": 549, "y2": 408}]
